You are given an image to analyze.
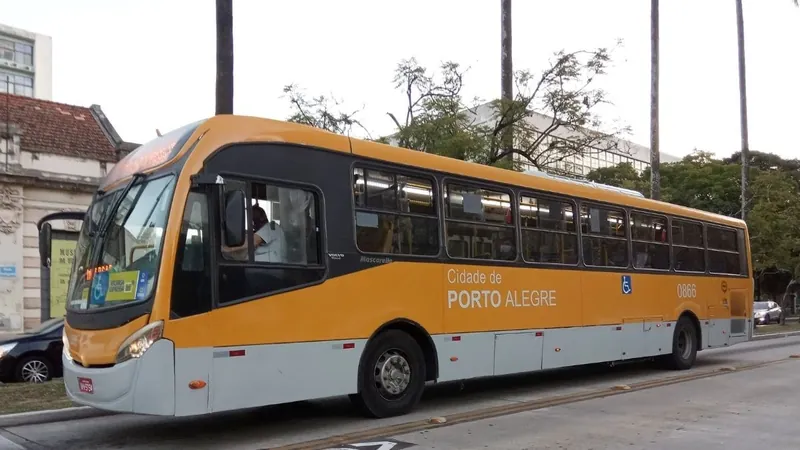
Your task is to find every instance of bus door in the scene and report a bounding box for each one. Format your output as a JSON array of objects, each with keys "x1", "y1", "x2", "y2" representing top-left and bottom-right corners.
[{"x1": 167, "y1": 185, "x2": 215, "y2": 415}]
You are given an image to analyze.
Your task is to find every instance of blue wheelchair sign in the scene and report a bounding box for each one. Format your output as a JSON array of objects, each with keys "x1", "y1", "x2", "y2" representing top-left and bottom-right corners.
[{"x1": 621, "y1": 275, "x2": 632, "y2": 295}]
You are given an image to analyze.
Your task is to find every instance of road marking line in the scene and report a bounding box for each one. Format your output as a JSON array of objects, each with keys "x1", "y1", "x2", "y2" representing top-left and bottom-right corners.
[{"x1": 271, "y1": 357, "x2": 797, "y2": 450}]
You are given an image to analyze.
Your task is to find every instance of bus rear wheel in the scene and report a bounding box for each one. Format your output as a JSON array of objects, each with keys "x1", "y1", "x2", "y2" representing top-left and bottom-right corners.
[
  {"x1": 352, "y1": 329, "x2": 426, "y2": 418},
  {"x1": 663, "y1": 316, "x2": 698, "y2": 370}
]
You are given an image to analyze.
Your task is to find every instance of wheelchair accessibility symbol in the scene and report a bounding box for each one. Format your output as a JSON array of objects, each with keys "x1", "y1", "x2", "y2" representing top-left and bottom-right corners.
[{"x1": 621, "y1": 275, "x2": 632, "y2": 295}]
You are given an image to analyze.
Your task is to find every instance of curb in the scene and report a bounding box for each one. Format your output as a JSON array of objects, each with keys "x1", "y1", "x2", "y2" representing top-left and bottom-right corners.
[
  {"x1": 751, "y1": 330, "x2": 800, "y2": 342},
  {"x1": 0, "y1": 406, "x2": 113, "y2": 428}
]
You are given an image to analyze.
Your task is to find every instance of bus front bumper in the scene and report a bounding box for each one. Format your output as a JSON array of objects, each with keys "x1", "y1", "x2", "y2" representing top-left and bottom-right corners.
[{"x1": 62, "y1": 339, "x2": 176, "y2": 416}]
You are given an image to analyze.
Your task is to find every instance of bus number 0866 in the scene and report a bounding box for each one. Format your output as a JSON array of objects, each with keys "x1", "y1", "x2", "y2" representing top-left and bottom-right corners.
[{"x1": 677, "y1": 283, "x2": 697, "y2": 299}]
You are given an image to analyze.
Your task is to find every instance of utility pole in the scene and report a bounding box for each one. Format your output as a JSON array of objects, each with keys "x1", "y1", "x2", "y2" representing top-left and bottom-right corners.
[
  {"x1": 501, "y1": 0, "x2": 513, "y2": 163},
  {"x1": 215, "y1": 0, "x2": 234, "y2": 115},
  {"x1": 649, "y1": 0, "x2": 660, "y2": 200},
  {"x1": 735, "y1": 0, "x2": 749, "y2": 220}
]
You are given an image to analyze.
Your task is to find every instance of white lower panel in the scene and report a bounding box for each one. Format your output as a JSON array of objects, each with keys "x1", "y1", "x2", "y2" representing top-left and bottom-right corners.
[
  {"x1": 542, "y1": 325, "x2": 624, "y2": 370},
  {"x1": 493, "y1": 331, "x2": 544, "y2": 375},
  {"x1": 174, "y1": 347, "x2": 213, "y2": 416},
  {"x1": 63, "y1": 339, "x2": 175, "y2": 416},
  {"x1": 433, "y1": 333, "x2": 495, "y2": 383},
  {"x1": 436, "y1": 321, "x2": 679, "y2": 380},
  {"x1": 707, "y1": 318, "x2": 733, "y2": 348},
  {"x1": 209, "y1": 338, "x2": 367, "y2": 413},
  {"x1": 173, "y1": 318, "x2": 742, "y2": 415}
]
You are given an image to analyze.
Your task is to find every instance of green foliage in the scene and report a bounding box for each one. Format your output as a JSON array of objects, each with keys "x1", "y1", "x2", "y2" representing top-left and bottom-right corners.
[
  {"x1": 586, "y1": 151, "x2": 800, "y2": 277},
  {"x1": 586, "y1": 162, "x2": 648, "y2": 195},
  {"x1": 284, "y1": 42, "x2": 630, "y2": 172},
  {"x1": 282, "y1": 84, "x2": 370, "y2": 137},
  {"x1": 747, "y1": 170, "x2": 800, "y2": 275}
]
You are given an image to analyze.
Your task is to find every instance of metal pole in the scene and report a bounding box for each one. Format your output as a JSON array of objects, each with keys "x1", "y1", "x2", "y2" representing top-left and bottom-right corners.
[
  {"x1": 215, "y1": 0, "x2": 234, "y2": 115},
  {"x1": 649, "y1": 0, "x2": 660, "y2": 200},
  {"x1": 735, "y1": 0, "x2": 750, "y2": 220},
  {"x1": 501, "y1": 0, "x2": 513, "y2": 163}
]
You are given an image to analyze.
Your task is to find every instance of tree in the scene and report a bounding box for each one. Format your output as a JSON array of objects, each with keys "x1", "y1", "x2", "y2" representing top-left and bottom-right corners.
[
  {"x1": 747, "y1": 170, "x2": 800, "y2": 279},
  {"x1": 215, "y1": 0, "x2": 234, "y2": 115},
  {"x1": 586, "y1": 151, "x2": 800, "y2": 286},
  {"x1": 282, "y1": 84, "x2": 370, "y2": 137},
  {"x1": 285, "y1": 44, "x2": 632, "y2": 173},
  {"x1": 586, "y1": 162, "x2": 648, "y2": 195}
]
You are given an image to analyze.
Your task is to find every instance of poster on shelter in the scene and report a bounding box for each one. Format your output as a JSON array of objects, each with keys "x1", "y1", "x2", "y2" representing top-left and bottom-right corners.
[{"x1": 50, "y1": 239, "x2": 77, "y2": 318}]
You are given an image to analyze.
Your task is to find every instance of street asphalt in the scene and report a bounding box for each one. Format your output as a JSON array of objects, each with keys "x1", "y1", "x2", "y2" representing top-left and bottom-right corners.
[{"x1": 1, "y1": 335, "x2": 800, "y2": 449}]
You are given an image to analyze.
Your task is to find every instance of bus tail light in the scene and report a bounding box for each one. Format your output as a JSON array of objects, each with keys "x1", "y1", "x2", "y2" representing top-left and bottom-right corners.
[{"x1": 116, "y1": 321, "x2": 164, "y2": 364}]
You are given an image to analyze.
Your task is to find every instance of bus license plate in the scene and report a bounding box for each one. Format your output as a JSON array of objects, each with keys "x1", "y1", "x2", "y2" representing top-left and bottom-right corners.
[{"x1": 78, "y1": 377, "x2": 94, "y2": 394}]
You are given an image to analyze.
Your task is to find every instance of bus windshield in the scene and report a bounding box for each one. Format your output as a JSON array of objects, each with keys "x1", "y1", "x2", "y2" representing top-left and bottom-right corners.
[{"x1": 66, "y1": 175, "x2": 176, "y2": 311}]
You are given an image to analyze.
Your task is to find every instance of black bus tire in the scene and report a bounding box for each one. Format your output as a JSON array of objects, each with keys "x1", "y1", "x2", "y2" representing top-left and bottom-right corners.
[
  {"x1": 354, "y1": 329, "x2": 426, "y2": 418},
  {"x1": 664, "y1": 316, "x2": 698, "y2": 370}
]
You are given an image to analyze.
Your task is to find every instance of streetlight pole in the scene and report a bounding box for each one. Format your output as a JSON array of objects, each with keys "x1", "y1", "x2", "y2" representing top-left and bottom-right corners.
[{"x1": 215, "y1": 0, "x2": 234, "y2": 115}]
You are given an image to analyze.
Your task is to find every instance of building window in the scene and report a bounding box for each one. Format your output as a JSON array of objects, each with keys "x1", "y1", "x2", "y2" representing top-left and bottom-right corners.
[
  {"x1": 0, "y1": 70, "x2": 34, "y2": 97},
  {"x1": 0, "y1": 38, "x2": 33, "y2": 66}
]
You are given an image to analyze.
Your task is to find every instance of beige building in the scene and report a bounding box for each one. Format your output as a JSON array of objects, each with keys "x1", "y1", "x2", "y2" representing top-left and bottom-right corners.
[{"x1": 0, "y1": 92, "x2": 136, "y2": 332}]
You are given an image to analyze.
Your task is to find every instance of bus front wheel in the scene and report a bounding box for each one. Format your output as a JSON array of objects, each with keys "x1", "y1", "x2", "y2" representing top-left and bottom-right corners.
[{"x1": 352, "y1": 329, "x2": 426, "y2": 418}]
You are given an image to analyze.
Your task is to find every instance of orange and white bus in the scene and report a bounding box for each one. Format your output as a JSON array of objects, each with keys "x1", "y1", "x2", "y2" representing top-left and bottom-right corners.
[{"x1": 38, "y1": 115, "x2": 753, "y2": 419}]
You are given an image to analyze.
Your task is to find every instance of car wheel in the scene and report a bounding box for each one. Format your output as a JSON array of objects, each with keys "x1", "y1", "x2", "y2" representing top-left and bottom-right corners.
[
  {"x1": 353, "y1": 330, "x2": 426, "y2": 418},
  {"x1": 15, "y1": 355, "x2": 53, "y2": 383}
]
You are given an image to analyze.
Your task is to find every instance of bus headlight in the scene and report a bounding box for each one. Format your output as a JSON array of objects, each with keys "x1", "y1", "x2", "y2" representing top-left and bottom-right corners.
[
  {"x1": 116, "y1": 321, "x2": 164, "y2": 364},
  {"x1": 62, "y1": 328, "x2": 72, "y2": 362}
]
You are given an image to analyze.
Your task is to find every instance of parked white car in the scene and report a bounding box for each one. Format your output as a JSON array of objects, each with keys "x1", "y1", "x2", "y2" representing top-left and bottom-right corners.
[{"x1": 753, "y1": 301, "x2": 783, "y2": 325}]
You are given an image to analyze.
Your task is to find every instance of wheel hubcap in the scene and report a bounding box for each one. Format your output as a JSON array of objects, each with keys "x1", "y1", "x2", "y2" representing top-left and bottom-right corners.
[
  {"x1": 22, "y1": 360, "x2": 49, "y2": 383},
  {"x1": 374, "y1": 349, "x2": 412, "y2": 399}
]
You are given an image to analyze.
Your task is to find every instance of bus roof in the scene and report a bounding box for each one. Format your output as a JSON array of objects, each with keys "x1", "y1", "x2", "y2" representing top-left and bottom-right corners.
[{"x1": 190, "y1": 115, "x2": 747, "y2": 230}]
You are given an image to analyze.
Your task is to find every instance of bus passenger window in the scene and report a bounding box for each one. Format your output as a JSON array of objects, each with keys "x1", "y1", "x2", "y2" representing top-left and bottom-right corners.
[
  {"x1": 444, "y1": 183, "x2": 516, "y2": 261},
  {"x1": 707, "y1": 226, "x2": 742, "y2": 275},
  {"x1": 217, "y1": 181, "x2": 324, "y2": 305},
  {"x1": 519, "y1": 196, "x2": 578, "y2": 265},
  {"x1": 581, "y1": 204, "x2": 628, "y2": 267},
  {"x1": 352, "y1": 167, "x2": 439, "y2": 256},
  {"x1": 672, "y1": 220, "x2": 705, "y2": 272},
  {"x1": 630, "y1": 213, "x2": 669, "y2": 270}
]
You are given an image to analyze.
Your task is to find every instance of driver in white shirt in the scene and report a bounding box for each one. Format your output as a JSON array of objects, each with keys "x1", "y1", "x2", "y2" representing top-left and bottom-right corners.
[{"x1": 251, "y1": 204, "x2": 287, "y2": 263}]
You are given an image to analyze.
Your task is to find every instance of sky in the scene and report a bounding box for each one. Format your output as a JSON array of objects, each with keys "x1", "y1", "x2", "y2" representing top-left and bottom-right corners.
[{"x1": 2, "y1": 0, "x2": 798, "y2": 160}]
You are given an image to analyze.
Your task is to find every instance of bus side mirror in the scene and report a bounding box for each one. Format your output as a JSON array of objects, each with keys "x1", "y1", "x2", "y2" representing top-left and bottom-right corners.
[
  {"x1": 223, "y1": 190, "x2": 246, "y2": 247},
  {"x1": 39, "y1": 222, "x2": 53, "y2": 268}
]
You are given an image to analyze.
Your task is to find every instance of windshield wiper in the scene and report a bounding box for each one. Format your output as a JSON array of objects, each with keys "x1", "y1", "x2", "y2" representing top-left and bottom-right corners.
[{"x1": 86, "y1": 173, "x2": 146, "y2": 278}]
